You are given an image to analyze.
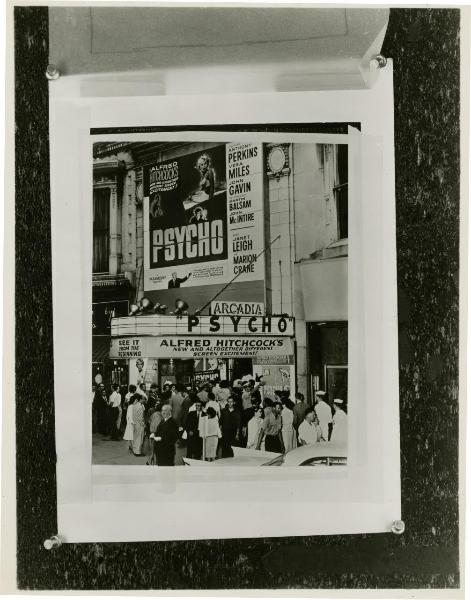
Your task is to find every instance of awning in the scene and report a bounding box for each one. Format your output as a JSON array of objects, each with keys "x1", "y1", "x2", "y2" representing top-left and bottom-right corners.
[
  {"x1": 49, "y1": 7, "x2": 389, "y2": 92},
  {"x1": 92, "y1": 336, "x2": 111, "y2": 363},
  {"x1": 297, "y1": 258, "x2": 347, "y2": 322}
]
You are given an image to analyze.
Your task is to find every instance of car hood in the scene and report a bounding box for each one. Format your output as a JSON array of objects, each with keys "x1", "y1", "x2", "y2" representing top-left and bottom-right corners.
[{"x1": 183, "y1": 447, "x2": 278, "y2": 467}]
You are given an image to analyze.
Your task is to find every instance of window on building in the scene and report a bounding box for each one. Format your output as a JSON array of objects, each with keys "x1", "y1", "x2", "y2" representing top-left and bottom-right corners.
[
  {"x1": 318, "y1": 143, "x2": 349, "y2": 252},
  {"x1": 334, "y1": 144, "x2": 348, "y2": 240},
  {"x1": 93, "y1": 188, "x2": 110, "y2": 273}
]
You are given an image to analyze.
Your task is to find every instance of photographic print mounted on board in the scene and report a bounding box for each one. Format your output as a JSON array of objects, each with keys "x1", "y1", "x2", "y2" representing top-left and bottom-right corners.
[
  {"x1": 50, "y1": 79, "x2": 399, "y2": 540},
  {"x1": 92, "y1": 136, "x2": 349, "y2": 469}
]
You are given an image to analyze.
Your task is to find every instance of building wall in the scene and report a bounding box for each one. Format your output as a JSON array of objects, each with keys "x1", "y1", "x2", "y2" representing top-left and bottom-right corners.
[
  {"x1": 92, "y1": 151, "x2": 138, "y2": 387},
  {"x1": 92, "y1": 150, "x2": 138, "y2": 287},
  {"x1": 290, "y1": 142, "x2": 349, "y2": 399},
  {"x1": 265, "y1": 142, "x2": 337, "y2": 398},
  {"x1": 120, "y1": 164, "x2": 137, "y2": 287},
  {"x1": 292, "y1": 143, "x2": 327, "y2": 260}
]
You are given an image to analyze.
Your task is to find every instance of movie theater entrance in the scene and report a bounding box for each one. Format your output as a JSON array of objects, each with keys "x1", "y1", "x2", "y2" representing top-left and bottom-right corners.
[
  {"x1": 230, "y1": 358, "x2": 253, "y2": 381},
  {"x1": 110, "y1": 314, "x2": 296, "y2": 396}
]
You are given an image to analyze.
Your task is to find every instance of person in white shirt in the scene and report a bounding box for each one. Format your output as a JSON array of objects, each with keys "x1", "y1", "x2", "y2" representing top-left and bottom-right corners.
[
  {"x1": 298, "y1": 408, "x2": 322, "y2": 446},
  {"x1": 246, "y1": 408, "x2": 264, "y2": 449},
  {"x1": 331, "y1": 399, "x2": 348, "y2": 444},
  {"x1": 281, "y1": 398, "x2": 296, "y2": 452},
  {"x1": 108, "y1": 384, "x2": 122, "y2": 440},
  {"x1": 314, "y1": 391, "x2": 332, "y2": 442},
  {"x1": 123, "y1": 394, "x2": 137, "y2": 452}
]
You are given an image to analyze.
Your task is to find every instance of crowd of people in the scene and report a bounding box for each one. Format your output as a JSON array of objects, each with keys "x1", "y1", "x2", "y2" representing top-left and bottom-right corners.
[{"x1": 92, "y1": 376, "x2": 348, "y2": 466}]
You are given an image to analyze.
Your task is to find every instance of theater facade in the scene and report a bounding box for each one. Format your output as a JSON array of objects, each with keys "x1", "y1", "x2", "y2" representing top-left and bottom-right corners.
[{"x1": 92, "y1": 137, "x2": 348, "y2": 403}]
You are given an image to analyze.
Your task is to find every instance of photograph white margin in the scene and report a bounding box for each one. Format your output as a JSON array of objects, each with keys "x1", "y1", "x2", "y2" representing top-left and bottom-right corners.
[{"x1": 49, "y1": 66, "x2": 400, "y2": 543}]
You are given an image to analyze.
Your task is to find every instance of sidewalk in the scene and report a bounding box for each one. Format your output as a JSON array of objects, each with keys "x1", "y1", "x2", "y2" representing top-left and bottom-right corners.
[{"x1": 92, "y1": 433, "x2": 187, "y2": 466}]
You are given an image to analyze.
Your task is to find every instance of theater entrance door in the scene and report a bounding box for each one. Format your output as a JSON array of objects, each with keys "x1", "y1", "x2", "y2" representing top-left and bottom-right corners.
[{"x1": 230, "y1": 358, "x2": 253, "y2": 381}]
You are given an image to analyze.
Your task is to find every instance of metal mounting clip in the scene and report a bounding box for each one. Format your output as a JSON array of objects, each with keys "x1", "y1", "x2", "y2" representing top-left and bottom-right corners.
[
  {"x1": 43, "y1": 534, "x2": 63, "y2": 550},
  {"x1": 369, "y1": 55, "x2": 388, "y2": 70},
  {"x1": 46, "y1": 64, "x2": 61, "y2": 81},
  {"x1": 391, "y1": 520, "x2": 405, "y2": 535}
]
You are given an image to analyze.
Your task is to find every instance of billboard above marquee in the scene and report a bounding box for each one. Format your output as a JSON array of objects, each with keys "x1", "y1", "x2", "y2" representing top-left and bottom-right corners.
[{"x1": 143, "y1": 142, "x2": 265, "y2": 296}]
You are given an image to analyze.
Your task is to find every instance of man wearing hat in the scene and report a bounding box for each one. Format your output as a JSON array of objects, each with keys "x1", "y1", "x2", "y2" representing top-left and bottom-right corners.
[
  {"x1": 331, "y1": 399, "x2": 348, "y2": 444},
  {"x1": 151, "y1": 404, "x2": 179, "y2": 466},
  {"x1": 314, "y1": 391, "x2": 332, "y2": 442}
]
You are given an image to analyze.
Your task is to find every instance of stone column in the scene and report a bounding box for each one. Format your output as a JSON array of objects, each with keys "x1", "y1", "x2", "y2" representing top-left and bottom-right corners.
[
  {"x1": 266, "y1": 143, "x2": 292, "y2": 316},
  {"x1": 108, "y1": 179, "x2": 122, "y2": 276}
]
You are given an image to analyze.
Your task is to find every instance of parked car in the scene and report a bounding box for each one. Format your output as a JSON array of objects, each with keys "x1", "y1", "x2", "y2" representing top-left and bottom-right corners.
[{"x1": 182, "y1": 442, "x2": 347, "y2": 467}]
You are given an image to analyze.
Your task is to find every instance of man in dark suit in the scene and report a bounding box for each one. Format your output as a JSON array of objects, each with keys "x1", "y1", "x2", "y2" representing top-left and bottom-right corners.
[
  {"x1": 185, "y1": 399, "x2": 203, "y2": 459},
  {"x1": 152, "y1": 404, "x2": 179, "y2": 466},
  {"x1": 219, "y1": 396, "x2": 241, "y2": 458},
  {"x1": 168, "y1": 271, "x2": 192, "y2": 288}
]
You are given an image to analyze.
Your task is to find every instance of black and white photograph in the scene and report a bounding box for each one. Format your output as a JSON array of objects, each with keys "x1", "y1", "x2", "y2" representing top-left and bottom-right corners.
[
  {"x1": 91, "y1": 137, "x2": 349, "y2": 469},
  {"x1": 47, "y1": 72, "x2": 400, "y2": 541}
]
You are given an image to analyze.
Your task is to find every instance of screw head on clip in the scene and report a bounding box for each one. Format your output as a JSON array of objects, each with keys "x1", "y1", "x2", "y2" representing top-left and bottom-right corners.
[
  {"x1": 44, "y1": 535, "x2": 63, "y2": 550},
  {"x1": 369, "y1": 55, "x2": 388, "y2": 70},
  {"x1": 46, "y1": 64, "x2": 61, "y2": 81},
  {"x1": 391, "y1": 520, "x2": 405, "y2": 535}
]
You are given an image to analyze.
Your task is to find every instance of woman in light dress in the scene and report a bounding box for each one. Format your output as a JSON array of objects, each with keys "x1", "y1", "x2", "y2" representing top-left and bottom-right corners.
[
  {"x1": 199, "y1": 406, "x2": 221, "y2": 461},
  {"x1": 132, "y1": 395, "x2": 146, "y2": 456},
  {"x1": 246, "y1": 408, "x2": 264, "y2": 449},
  {"x1": 123, "y1": 394, "x2": 136, "y2": 453},
  {"x1": 281, "y1": 398, "x2": 297, "y2": 452}
]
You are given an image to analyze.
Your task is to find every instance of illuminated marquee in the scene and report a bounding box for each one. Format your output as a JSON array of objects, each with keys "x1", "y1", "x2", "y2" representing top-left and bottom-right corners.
[{"x1": 111, "y1": 315, "x2": 294, "y2": 337}]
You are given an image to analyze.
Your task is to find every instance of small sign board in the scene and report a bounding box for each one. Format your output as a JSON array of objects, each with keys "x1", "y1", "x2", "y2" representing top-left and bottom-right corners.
[
  {"x1": 193, "y1": 370, "x2": 220, "y2": 384},
  {"x1": 210, "y1": 300, "x2": 265, "y2": 316},
  {"x1": 110, "y1": 336, "x2": 293, "y2": 360}
]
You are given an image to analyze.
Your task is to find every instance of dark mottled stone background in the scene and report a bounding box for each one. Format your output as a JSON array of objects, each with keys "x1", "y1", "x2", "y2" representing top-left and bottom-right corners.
[{"x1": 15, "y1": 7, "x2": 460, "y2": 590}]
